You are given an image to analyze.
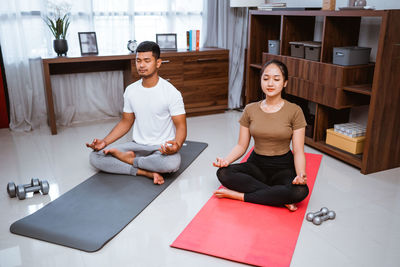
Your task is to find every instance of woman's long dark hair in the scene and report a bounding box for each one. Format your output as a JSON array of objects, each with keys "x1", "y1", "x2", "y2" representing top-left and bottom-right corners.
[{"x1": 260, "y1": 59, "x2": 288, "y2": 98}]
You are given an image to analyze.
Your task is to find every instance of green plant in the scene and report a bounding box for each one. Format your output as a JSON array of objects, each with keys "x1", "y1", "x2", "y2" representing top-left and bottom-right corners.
[{"x1": 44, "y1": 1, "x2": 71, "y2": 40}]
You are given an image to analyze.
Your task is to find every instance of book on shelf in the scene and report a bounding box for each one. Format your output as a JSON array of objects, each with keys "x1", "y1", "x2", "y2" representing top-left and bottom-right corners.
[
  {"x1": 258, "y1": 2, "x2": 286, "y2": 10},
  {"x1": 187, "y1": 30, "x2": 200, "y2": 51}
]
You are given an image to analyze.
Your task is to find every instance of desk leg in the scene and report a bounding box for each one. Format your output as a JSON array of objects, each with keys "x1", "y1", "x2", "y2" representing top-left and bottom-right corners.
[{"x1": 43, "y1": 63, "x2": 57, "y2": 135}]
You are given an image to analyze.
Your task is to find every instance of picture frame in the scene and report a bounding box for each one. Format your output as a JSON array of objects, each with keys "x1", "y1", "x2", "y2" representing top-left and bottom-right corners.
[
  {"x1": 156, "y1": 33, "x2": 177, "y2": 51},
  {"x1": 78, "y1": 32, "x2": 98, "y2": 55}
]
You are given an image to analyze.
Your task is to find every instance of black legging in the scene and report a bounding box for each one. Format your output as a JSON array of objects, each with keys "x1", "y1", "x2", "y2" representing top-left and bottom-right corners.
[{"x1": 216, "y1": 150, "x2": 309, "y2": 206}]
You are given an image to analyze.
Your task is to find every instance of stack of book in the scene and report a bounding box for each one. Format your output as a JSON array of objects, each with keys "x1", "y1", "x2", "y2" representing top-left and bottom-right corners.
[
  {"x1": 187, "y1": 30, "x2": 200, "y2": 51},
  {"x1": 258, "y1": 2, "x2": 286, "y2": 11}
]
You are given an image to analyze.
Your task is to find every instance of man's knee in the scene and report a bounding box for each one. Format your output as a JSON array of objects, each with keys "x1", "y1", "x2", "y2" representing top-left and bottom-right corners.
[
  {"x1": 89, "y1": 151, "x2": 104, "y2": 169},
  {"x1": 162, "y1": 154, "x2": 181, "y2": 173}
]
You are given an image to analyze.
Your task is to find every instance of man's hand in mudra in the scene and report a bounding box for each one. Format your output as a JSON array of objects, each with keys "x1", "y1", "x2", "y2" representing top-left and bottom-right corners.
[{"x1": 159, "y1": 140, "x2": 180, "y2": 155}]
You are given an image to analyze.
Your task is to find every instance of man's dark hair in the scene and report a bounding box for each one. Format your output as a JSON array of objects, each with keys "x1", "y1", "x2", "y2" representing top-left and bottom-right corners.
[{"x1": 136, "y1": 41, "x2": 160, "y2": 59}]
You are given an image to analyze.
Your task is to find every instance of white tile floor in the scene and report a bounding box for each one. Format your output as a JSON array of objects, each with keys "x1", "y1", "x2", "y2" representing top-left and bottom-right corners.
[{"x1": 1, "y1": 110, "x2": 400, "y2": 267}]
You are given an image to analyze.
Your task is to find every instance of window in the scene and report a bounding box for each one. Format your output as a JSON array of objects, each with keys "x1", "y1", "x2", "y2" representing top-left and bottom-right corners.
[
  {"x1": 0, "y1": 0, "x2": 203, "y2": 58},
  {"x1": 92, "y1": 0, "x2": 203, "y2": 54}
]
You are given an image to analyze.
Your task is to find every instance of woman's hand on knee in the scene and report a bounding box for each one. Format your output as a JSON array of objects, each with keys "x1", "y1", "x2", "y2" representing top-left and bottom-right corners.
[
  {"x1": 292, "y1": 173, "x2": 307, "y2": 185},
  {"x1": 213, "y1": 157, "x2": 229, "y2": 168}
]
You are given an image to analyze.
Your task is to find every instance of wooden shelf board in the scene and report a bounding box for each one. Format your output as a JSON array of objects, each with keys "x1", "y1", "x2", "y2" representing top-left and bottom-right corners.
[
  {"x1": 305, "y1": 139, "x2": 362, "y2": 168},
  {"x1": 250, "y1": 63, "x2": 263, "y2": 69},
  {"x1": 342, "y1": 84, "x2": 372, "y2": 95},
  {"x1": 250, "y1": 9, "x2": 386, "y2": 17}
]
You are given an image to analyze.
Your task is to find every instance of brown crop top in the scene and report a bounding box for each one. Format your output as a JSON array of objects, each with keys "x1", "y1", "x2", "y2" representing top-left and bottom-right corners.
[{"x1": 239, "y1": 100, "x2": 307, "y2": 156}]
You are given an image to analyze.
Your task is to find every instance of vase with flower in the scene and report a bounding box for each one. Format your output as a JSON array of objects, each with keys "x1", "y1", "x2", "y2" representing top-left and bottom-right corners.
[{"x1": 44, "y1": 1, "x2": 71, "y2": 56}]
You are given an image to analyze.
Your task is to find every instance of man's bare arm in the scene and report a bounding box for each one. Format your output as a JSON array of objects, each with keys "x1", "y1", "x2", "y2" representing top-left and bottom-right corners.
[
  {"x1": 86, "y1": 112, "x2": 135, "y2": 150},
  {"x1": 159, "y1": 114, "x2": 187, "y2": 154}
]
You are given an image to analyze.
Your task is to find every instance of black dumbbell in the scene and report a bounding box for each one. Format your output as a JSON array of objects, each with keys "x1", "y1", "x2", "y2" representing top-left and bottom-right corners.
[
  {"x1": 16, "y1": 180, "x2": 50, "y2": 200},
  {"x1": 7, "y1": 178, "x2": 40, "y2": 198}
]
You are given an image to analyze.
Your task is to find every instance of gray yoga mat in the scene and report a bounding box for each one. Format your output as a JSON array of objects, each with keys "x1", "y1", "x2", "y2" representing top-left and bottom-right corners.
[{"x1": 10, "y1": 141, "x2": 207, "y2": 252}]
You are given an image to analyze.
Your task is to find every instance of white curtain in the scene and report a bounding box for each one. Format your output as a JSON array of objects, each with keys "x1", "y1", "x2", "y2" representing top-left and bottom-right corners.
[
  {"x1": 0, "y1": 0, "x2": 202, "y2": 131},
  {"x1": 203, "y1": 0, "x2": 248, "y2": 109}
]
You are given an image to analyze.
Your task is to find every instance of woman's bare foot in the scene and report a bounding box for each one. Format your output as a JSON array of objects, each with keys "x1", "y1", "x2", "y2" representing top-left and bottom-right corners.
[
  {"x1": 104, "y1": 148, "x2": 135, "y2": 165},
  {"x1": 285, "y1": 204, "x2": 298, "y2": 212},
  {"x1": 214, "y1": 188, "x2": 244, "y2": 201}
]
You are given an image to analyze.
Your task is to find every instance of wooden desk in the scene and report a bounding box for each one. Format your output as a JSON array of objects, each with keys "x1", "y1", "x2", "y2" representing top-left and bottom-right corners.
[
  {"x1": 42, "y1": 54, "x2": 135, "y2": 134},
  {"x1": 42, "y1": 49, "x2": 229, "y2": 135}
]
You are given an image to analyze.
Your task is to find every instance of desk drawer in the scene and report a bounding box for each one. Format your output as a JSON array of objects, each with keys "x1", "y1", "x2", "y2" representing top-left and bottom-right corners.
[
  {"x1": 158, "y1": 57, "x2": 184, "y2": 88},
  {"x1": 183, "y1": 54, "x2": 228, "y2": 82}
]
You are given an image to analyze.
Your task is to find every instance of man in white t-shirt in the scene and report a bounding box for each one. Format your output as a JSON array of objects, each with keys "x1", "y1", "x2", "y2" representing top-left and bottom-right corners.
[{"x1": 86, "y1": 41, "x2": 187, "y2": 185}]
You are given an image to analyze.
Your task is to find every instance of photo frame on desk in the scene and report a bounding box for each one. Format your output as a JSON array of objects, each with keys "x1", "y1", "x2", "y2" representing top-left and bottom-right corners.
[
  {"x1": 78, "y1": 32, "x2": 98, "y2": 55},
  {"x1": 156, "y1": 33, "x2": 177, "y2": 51}
]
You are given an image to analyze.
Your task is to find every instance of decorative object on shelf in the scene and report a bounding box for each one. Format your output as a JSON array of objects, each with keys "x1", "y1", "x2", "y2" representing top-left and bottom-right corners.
[
  {"x1": 322, "y1": 0, "x2": 336, "y2": 10},
  {"x1": 78, "y1": 32, "x2": 98, "y2": 55},
  {"x1": 44, "y1": 1, "x2": 71, "y2": 57},
  {"x1": 127, "y1": 40, "x2": 137, "y2": 53},
  {"x1": 355, "y1": 0, "x2": 367, "y2": 7},
  {"x1": 156, "y1": 33, "x2": 177, "y2": 51},
  {"x1": 268, "y1": 40, "x2": 280, "y2": 55}
]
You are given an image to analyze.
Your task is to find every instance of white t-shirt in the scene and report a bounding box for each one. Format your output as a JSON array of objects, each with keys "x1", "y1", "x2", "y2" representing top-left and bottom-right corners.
[{"x1": 123, "y1": 77, "x2": 185, "y2": 145}]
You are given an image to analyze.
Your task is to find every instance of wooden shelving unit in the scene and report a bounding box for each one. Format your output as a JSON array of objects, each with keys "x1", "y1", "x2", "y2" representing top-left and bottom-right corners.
[{"x1": 245, "y1": 9, "x2": 400, "y2": 174}]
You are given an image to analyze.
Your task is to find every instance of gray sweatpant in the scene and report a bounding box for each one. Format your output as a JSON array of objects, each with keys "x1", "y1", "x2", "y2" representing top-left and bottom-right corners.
[{"x1": 89, "y1": 141, "x2": 181, "y2": 176}]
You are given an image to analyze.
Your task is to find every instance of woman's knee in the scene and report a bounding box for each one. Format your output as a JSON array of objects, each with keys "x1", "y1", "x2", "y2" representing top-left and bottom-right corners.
[
  {"x1": 216, "y1": 167, "x2": 233, "y2": 186},
  {"x1": 291, "y1": 185, "x2": 309, "y2": 203}
]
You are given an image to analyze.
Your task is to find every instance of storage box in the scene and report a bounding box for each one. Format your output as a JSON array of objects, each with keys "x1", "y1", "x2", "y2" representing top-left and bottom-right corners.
[
  {"x1": 303, "y1": 41, "x2": 321, "y2": 61},
  {"x1": 333, "y1": 46, "x2": 371, "y2": 66},
  {"x1": 326, "y1": 128, "x2": 365, "y2": 154},
  {"x1": 289, "y1": 41, "x2": 305, "y2": 58},
  {"x1": 268, "y1": 40, "x2": 280, "y2": 55}
]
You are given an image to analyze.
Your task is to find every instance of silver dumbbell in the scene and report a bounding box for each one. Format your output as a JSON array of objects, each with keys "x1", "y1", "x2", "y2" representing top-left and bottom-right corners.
[
  {"x1": 306, "y1": 207, "x2": 329, "y2": 222},
  {"x1": 313, "y1": 210, "x2": 336, "y2": 225}
]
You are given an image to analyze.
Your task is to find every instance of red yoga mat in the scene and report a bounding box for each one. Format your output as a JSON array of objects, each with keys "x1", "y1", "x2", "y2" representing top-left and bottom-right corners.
[{"x1": 171, "y1": 151, "x2": 322, "y2": 266}]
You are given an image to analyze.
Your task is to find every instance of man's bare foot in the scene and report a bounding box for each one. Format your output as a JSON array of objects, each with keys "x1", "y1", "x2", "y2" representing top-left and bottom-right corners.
[
  {"x1": 285, "y1": 204, "x2": 298, "y2": 212},
  {"x1": 214, "y1": 188, "x2": 244, "y2": 201},
  {"x1": 104, "y1": 148, "x2": 135, "y2": 165},
  {"x1": 137, "y1": 169, "x2": 164, "y2": 185},
  {"x1": 152, "y1": 172, "x2": 164, "y2": 185}
]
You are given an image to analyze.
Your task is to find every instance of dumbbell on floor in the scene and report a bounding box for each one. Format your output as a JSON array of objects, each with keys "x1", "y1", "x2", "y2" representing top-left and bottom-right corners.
[
  {"x1": 7, "y1": 178, "x2": 40, "y2": 198},
  {"x1": 306, "y1": 207, "x2": 329, "y2": 222},
  {"x1": 313, "y1": 210, "x2": 336, "y2": 225},
  {"x1": 16, "y1": 180, "x2": 50, "y2": 200}
]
